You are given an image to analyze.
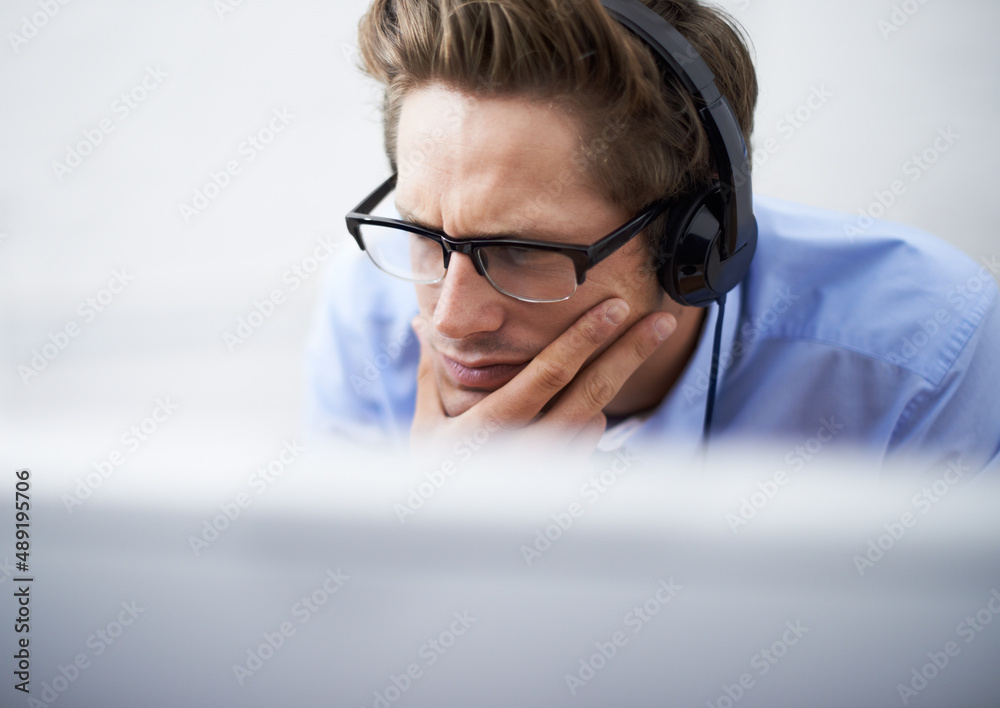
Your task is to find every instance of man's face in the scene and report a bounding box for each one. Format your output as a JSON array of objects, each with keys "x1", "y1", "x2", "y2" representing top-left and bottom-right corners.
[{"x1": 394, "y1": 84, "x2": 670, "y2": 417}]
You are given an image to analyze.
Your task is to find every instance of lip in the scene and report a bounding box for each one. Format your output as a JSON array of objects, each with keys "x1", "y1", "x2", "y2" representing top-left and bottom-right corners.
[{"x1": 439, "y1": 353, "x2": 529, "y2": 390}]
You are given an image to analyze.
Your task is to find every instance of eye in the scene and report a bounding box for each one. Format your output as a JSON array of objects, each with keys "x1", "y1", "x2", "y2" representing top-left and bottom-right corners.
[
  {"x1": 481, "y1": 245, "x2": 574, "y2": 274},
  {"x1": 478, "y1": 244, "x2": 579, "y2": 302},
  {"x1": 499, "y1": 246, "x2": 533, "y2": 266}
]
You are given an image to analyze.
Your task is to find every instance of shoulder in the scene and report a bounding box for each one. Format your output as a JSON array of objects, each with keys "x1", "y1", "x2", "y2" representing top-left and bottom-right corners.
[
  {"x1": 744, "y1": 195, "x2": 997, "y2": 385},
  {"x1": 309, "y1": 249, "x2": 419, "y2": 361},
  {"x1": 304, "y1": 250, "x2": 420, "y2": 439},
  {"x1": 712, "y1": 196, "x2": 999, "y2": 469},
  {"x1": 322, "y1": 248, "x2": 419, "y2": 324}
]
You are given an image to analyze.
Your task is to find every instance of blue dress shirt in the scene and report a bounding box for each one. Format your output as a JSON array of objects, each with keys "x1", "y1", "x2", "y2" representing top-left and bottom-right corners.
[{"x1": 305, "y1": 196, "x2": 1000, "y2": 474}]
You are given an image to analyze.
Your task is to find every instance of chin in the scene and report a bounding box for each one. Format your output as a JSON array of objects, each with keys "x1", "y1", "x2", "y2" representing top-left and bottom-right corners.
[{"x1": 441, "y1": 389, "x2": 490, "y2": 418}]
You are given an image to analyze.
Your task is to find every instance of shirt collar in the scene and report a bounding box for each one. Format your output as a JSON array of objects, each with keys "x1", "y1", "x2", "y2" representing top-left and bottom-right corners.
[{"x1": 596, "y1": 283, "x2": 744, "y2": 461}]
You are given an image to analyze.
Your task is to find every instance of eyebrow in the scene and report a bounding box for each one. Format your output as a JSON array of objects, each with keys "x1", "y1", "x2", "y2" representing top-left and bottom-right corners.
[
  {"x1": 394, "y1": 203, "x2": 574, "y2": 243},
  {"x1": 394, "y1": 205, "x2": 440, "y2": 232}
]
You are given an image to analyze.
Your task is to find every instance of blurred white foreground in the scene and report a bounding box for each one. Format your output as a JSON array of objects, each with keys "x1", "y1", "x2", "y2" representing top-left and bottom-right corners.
[{"x1": 2, "y1": 443, "x2": 998, "y2": 708}]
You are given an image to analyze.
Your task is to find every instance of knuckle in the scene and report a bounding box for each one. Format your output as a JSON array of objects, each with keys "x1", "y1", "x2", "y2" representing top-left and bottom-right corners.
[
  {"x1": 582, "y1": 372, "x2": 618, "y2": 410},
  {"x1": 575, "y1": 317, "x2": 607, "y2": 348},
  {"x1": 629, "y1": 330, "x2": 659, "y2": 361},
  {"x1": 535, "y1": 359, "x2": 573, "y2": 392}
]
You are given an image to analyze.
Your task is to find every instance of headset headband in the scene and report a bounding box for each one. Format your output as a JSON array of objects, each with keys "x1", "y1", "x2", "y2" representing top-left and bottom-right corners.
[{"x1": 600, "y1": 0, "x2": 756, "y2": 294}]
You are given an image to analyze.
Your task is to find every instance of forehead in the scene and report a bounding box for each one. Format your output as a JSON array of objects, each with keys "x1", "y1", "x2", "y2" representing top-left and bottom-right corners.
[
  {"x1": 393, "y1": 84, "x2": 623, "y2": 240},
  {"x1": 396, "y1": 85, "x2": 583, "y2": 179}
]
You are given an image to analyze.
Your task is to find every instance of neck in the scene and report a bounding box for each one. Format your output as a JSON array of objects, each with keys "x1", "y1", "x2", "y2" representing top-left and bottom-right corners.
[{"x1": 603, "y1": 303, "x2": 706, "y2": 417}]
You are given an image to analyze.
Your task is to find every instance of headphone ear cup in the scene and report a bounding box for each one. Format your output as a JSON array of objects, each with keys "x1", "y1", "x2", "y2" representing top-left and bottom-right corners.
[{"x1": 655, "y1": 183, "x2": 725, "y2": 306}]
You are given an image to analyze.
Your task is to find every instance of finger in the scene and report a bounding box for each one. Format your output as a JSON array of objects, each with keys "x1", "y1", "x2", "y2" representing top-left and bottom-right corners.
[
  {"x1": 411, "y1": 316, "x2": 445, "y2": 424},
  {"x1": 519, "y1": 408, "x2": 607, "y2": 464},
  {"x1": 543, "y1": 311, "x2": 677, "y2": 431},
  {"x1": 484, "y1": 298, "x2": 632, "y2": 424},
  {"x1": 570, "y1": 411, "x2": 608, "y2": 453}
]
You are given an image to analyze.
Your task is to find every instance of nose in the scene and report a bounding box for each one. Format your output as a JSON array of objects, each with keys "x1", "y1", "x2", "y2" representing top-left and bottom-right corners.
[{"x1": 430, "y1": 252, "x2": 505, "y2": 339}]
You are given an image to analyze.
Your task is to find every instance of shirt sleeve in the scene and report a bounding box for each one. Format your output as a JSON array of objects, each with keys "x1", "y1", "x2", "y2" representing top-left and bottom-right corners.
[{"x1": 884, "y1": 279, "x2": 1000, "y2": 476}]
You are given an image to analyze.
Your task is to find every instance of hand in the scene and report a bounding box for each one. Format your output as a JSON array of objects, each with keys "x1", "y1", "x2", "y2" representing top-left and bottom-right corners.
[{"x1": 409, "y1": 298, "x2": 677, "y2": 462}]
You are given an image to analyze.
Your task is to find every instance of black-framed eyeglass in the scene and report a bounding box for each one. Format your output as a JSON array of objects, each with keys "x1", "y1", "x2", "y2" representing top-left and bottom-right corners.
[{"x1": 345, "y1": 173, "x2": 667, "y2": 303}]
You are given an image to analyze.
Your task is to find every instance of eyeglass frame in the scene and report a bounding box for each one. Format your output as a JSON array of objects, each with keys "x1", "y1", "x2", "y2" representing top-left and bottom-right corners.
[{"x1": 345, "y1": 173, "x2": 669, "y2": 303}]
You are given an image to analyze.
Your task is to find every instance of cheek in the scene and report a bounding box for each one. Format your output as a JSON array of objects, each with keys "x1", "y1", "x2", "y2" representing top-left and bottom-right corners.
[
  {"x1": 583, "y1": 247, "x2": 664, "y2": 313},
  {"x1": 523, "y1": 305, "x2": 581, "y2": 345},
  {"x1": 415, "y1": 284, "x2": 435, "y2": 315},
  {"x1": 415, "y1": 281, "x2": 580, "y2": 346},
  {"x1": 415, "y1": 283, "x2": 449, "y2": 322}
]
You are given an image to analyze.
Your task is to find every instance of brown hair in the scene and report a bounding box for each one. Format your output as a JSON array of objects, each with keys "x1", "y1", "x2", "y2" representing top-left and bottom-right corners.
[{"x1": 357, "y1": 0, "x2": 757, "y2": 244}]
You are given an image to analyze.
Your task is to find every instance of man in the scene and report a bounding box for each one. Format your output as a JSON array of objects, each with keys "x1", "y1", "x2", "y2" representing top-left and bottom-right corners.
[{"x1": 306, "y1": 0, "x2": 999, "y2": 474}]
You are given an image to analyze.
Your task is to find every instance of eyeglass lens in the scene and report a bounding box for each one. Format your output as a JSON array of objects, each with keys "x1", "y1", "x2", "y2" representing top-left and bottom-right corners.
[{"x1": 358, "y1": 223, "x2": 578, "y2": 301}]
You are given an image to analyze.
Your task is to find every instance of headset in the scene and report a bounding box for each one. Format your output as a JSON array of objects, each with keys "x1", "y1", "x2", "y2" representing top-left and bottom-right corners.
[{"x1": 599, "y1": 0, "x2": 758, "y2": 441}]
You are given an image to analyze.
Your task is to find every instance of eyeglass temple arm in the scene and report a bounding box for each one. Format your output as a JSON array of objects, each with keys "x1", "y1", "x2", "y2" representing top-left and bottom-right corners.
[
  {"x1": 584, "y1": 203, "x2": 669, "y2": 267},
  {"x1": 348, "y1": 173, "x2": 398, "y2": 218}
]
